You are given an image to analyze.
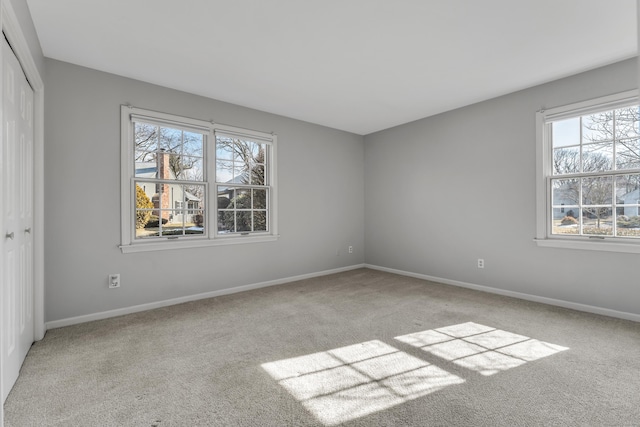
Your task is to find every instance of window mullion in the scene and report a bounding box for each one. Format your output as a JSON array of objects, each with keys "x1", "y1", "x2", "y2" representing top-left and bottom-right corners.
[
  {"x1": 579, "y1": 116, "x2": 584, "y2": 174},
  {"x1": 552, "y1": 168, "x2": 640, "y2": 180},
  {"x1": 578, "y1": 177, "x2": 584, "y2": 235},
  {"x1": 612, "y1": 109, "x2": 617, "y2": 172},
  {"x1": 134, "y1": 177, "x2": 203, "y2": 186}
]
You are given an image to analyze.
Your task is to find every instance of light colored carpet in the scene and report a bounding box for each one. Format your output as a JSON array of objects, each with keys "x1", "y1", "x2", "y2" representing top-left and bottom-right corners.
[{"x1": 4, "y1": 268, "x2": 640, "y2": 426}]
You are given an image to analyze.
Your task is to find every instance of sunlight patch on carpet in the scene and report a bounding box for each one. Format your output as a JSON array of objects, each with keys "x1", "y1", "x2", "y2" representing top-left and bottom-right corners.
[
  {"x1": 262, "y1": 340, "x2": 464, "y2": 426},
  {"x1": 395, "y1": 322, "x2": 569, "y2": 376}
]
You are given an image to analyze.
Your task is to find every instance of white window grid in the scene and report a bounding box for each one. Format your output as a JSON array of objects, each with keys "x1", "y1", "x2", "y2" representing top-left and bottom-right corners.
[
  {"x1": 120, "y1": 105, "x2": 278, "y2": 252},
  {"x1": 536, "y1": 90, "x2": 640, "y2": 252}
]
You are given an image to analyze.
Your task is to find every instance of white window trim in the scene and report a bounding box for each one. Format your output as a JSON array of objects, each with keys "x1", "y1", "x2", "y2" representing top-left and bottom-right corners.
[
  {"x1": 534, "y1": 89, "x2": 640, "y2": 253},
  {"x1": 120, "y1": 105, "x2": 278, "y2": 253}
]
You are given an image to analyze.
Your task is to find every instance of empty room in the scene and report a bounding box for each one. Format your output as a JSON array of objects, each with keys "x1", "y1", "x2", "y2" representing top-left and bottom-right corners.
[{"x1": 2, "y1": 0, "x2": 640, "y2": 426}]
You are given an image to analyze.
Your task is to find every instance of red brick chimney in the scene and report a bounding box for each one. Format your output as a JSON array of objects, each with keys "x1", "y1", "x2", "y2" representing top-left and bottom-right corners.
[{"x1": 156, "y1": 151, "x2": 172, "y2": 220}]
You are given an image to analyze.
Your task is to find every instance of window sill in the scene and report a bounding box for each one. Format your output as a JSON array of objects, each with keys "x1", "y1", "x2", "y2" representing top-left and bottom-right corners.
[
  {"x1": 120, "y1": 234, "x2": 279, "y2": 253},
  {"x1": 534, "y1": 238, "x2": 640, "y2": 254}
]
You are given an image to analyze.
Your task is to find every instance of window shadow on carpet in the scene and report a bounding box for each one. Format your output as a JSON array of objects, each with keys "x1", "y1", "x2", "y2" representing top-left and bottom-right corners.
[{"x1": 262, "y1": 322, "x2": 567, "y2": 426}]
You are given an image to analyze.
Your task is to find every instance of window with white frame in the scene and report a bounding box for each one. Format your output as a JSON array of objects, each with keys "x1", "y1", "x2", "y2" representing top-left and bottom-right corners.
[
  {"x1": 536, "y1": 90, "x2": 640, "y2": 252},
  {"x1": 120, "y1": 106, "x2": 277, "y2": 252},
  {"x1": 215, "y1": 131, "x2": 269, "y2": 235}
]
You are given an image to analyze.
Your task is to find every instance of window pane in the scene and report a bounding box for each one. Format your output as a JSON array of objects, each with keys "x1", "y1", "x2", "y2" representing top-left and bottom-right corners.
[
  {"x1": 136, "y1": 224, "x2": 159, "y2": 239},
  {"x1": 135, "y1": 223, "x2": 157, "y2": 238},
  {"x1": 237, "y1": 211, "x2": 251, "y2": 232},
  {"x1": 134, "y1": 150, "x2": 156, "y2": 163},
  {"x1": 134, "y1": 123, "x2": 158, "y2": 152},
  {"x1": 183, "y1": 184, "x2": 205, "y2": 224},
  {"x1": 136, "y1": 125, "x2": 205, "y2": 182},
  {"x1": 186, "y1": 227, "x2": 205, "y2": 236},
  {"x1": 215, "y1": 184, "x2": 267, "y2": 235},
  {"x1": 152, "y1": 182, "x2": 177, "y2": 228},
  {"x1": 254, "y1": 211, "x2": 267, "y2": 231},
  {"x1": 616, "y1": 138, "x2": 640, "y2": 170},
  {"x1": 616, "y1": 215, "x2": 640, "y2": 238},
  {"x1": 234, "y1": 139, "x2": 254, "y2": 161},
  {"x1": 247, "y1": 141, "x2": 263, "y2": 157},
  {"x1": 552, "y1": 179, "x2": 579, "y2": 206},
  {"x1": 551, "y1": 207, "x2": 579, "y2": 235},
  {"x1": 216, "y1": 137, "x2": 235, "y2": 160},
  {"x1": 614, "y1": 107, "x2": 640, "y2": 140},
  {"x1": 217, "y1": 186, "x2": 232, "y2": 209},
  {"x1": 157, "y1": 204, "x2": 206, "y2": 236},
  {"x1": 165, "y1": 155, "x2": 185, "y2": 180},
  {"x1": 145, "y1": 182, "x2": 206, "y2": 238},
  {"x1": 219, "y1": 187, "x2": 235, "y2": 208},
  {"x1": 216, "y1": 160, "x2": 233, "y2": 183},
  {"x1": 582, "y1": 207, "x2": 613, "y2": 236},
  {"x1": 216, "y1": 162, "x2": 246, "y2": 184},
  {"x1": 183, "y1": 131, "x2": 203, "y2": 156},
  {"x1": 135, "y1": 153, "x2": 158, "y2": 178},
  {"x1": 553, "y1": 147, "x2": 580, "y2": 175},
  {"x1": 582, "y1": 113, "x2": 613, "y2": 144},
  {"x1": 582, "y1": 142, "x2": 613, "y2": 172},
  {"x1": 253, "y1": 189, "x2": 267, "y2": 209},
  {"x1": 582, "y1": 176, "x2": 613, "y2": 205},
  {"x1": 234, "y1": 165, "x2": 248, "y2": 184},
  {"x1": 218, "y1": 211, "x2": 234, "y2": 233},
  {"x1": 135, "y1": 181, "x2": 156, "y2": 209},
  {"x1": 160, "y1": 211, "x2": 185, "y2": 237},
  {"x1": 135, "y1": 180, "x2": 168, "y2": 239},
  {"x1": 180, "y1": 156, "x2": 204, "y2": 181},
  {"x1": 231, "y1": 157, "x2": 251, "y2": 179},
  {"x1": 617, "y1": 174, "x2": 640, "y2": 216},
  {"x1": 155, "y1": 152, "x2": 181, "y2": 180},
  {"x1": 135, "y1": 181, "x2": 155, "y2": 238},
  {"x1": 552, "y1": 117, "x2": 580, "y2": 148},
  {"x1": 235, "y1": 189, "x2": 251, "y2": 209},
  {"x1": 159, "y1": 127, "x2": 182, "y2": 153},
  {"x1": 251, "y1": 164, "x2": 265, "y2": 185},
  {"x1": 227, "y1": 192, "x2": 237, "y2": 209}
]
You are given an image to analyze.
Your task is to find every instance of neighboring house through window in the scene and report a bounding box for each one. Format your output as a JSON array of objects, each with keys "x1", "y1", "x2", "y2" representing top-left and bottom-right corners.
[
  {"x1": 120, "y1": 106, "x2": 278, "y2": 253},
  {"x1": 536, "y1": 90, "x2": 640, "y2": 253}
]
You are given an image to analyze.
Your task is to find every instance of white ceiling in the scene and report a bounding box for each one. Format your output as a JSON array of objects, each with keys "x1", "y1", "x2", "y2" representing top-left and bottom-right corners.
[{"x1": 26, "y1": 0, "x2": 637, "y2": 135}]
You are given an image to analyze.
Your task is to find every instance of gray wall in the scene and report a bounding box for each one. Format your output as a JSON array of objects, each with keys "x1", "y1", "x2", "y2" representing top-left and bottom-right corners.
[
  {"x1": 40, "y1": 51, "x2": 640, "y2": 322},
  {"x1": 44, "y1": 59, "x2": 365, "y2": 322},
  {"x1": 364, "y1": 58, "x2": 640, "y2": 317}
]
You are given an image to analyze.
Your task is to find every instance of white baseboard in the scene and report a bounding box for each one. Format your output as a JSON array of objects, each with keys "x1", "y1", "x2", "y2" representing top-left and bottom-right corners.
[
  {"x1": 46, "y1": 262, "x2": 640, "y2": 330},
  {"x1": 46, "y1": 264, "x2": 366, "y2": 330},
  {"x1": 365, "y1": 264, "x2": 640, "y2": 323}
]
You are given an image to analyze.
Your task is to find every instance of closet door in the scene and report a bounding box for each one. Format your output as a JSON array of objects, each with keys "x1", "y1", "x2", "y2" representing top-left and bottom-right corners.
[{"x1": 2, "y1": 36, "x2": 34, "y2": 403}]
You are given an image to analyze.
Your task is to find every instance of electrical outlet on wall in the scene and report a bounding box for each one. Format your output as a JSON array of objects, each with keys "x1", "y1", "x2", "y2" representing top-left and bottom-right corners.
[
  {"x1": 477, "y1": 259, "x2": 485, "y2": 269},
  {"x1": 109, "y1": 274, "x2": 121, "y2": 288}
]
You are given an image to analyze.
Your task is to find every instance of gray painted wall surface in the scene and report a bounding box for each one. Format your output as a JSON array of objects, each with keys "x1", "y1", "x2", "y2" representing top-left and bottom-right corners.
[
  {"x1": 364, "y1": 58, "x2": 640, "y2": 317},
  {"x1": 44, "y1": 59, "x2": 364, "y2": 322},
  {"x1": 7, "y1": 0, "x2": 44, "y2": 76}
]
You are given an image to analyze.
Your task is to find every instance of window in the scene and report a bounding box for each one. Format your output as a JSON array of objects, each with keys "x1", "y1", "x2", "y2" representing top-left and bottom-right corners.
[
  {"x1": 536, "y1": 90, "x2": 640, "y2": 253},
  {"x1": 215, "y1": 131, "x2": 269, "y2": 235},
  {"x1": 120, "y1": 106, "x2": 277, "y2": 252}
]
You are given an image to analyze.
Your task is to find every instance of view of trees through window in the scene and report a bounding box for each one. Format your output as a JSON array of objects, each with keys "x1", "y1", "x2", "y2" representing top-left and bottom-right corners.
[
  {"x1": 123, "y1": 107, "x2": 275, "y2": 246},
  {"x1": 215, "y1": 135, "x2": 268, "y2": 234},
  {"x1": 133, "y1": 121, "x2": 206, "y2": 238},
  {"x1": 551, "y1": 106, "x2": 640, "y2": 237}
]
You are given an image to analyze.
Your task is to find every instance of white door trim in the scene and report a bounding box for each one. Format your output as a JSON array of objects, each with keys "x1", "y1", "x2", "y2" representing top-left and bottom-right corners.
[
  {"x1": 1, "y1": 0, "x2": 45, "y2": 344},
  {"x1": 0, "y1": 1, "x2": 4, "y2": 422}
]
